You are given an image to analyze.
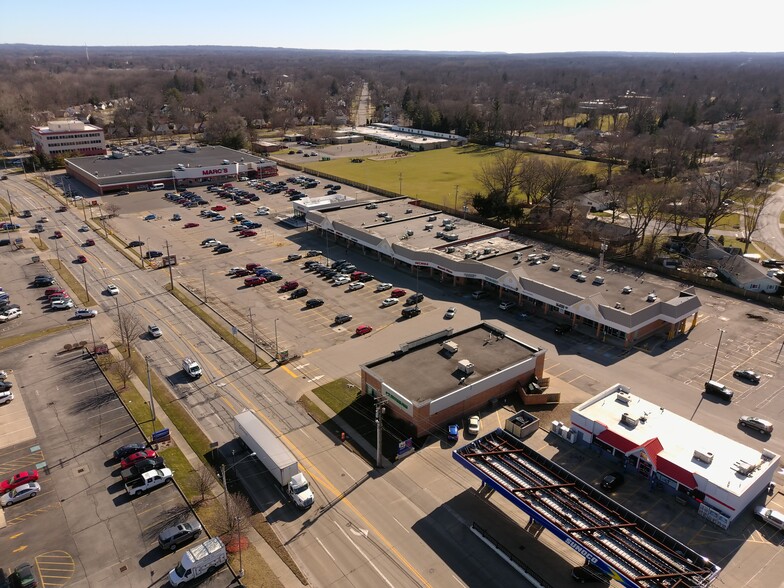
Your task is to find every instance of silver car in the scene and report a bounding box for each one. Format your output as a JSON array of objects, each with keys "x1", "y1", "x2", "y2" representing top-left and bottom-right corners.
[{"x1": 0, "y1": 482, "x2": 41, "y2": 506}]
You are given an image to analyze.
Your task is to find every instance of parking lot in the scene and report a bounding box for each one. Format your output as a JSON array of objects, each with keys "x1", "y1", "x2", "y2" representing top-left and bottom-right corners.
[{"x1": 0, "y1": 328, "x2": 230, "y2": 587}]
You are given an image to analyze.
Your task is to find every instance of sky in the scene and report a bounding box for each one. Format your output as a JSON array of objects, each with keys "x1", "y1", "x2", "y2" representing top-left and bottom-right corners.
[{"x1": 1, "y1": 0, "x2": 782, "y2": 54}]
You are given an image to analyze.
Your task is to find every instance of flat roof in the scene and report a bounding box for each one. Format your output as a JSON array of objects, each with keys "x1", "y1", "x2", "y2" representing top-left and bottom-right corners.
[
  {"x1": 67, "y1": 145, "x2": 268, "y2": 183},
  {"x1": 573, "y1": 385, "x2": 780, "y2": 498},
  {"x1": 365, "y1": 323, "x2": 536, "y2": 404},
  {"x1": 353, "y1": 126, "x2": 449, "y2": 145}
]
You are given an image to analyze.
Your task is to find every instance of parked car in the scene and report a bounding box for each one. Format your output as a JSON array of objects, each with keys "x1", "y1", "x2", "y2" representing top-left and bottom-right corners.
[
  {"x1": 121, "y1": 449, "x2": 158, "y2": 470},
  {"x1": 183, "y1": 223, "x2": 199, "y2": 228},
  {"x1": 51, "y1": 299, "x2": 74, "y2": 310},
  {"x1": 305, "y1": 298, "x2": 324, "y2": 308},
  {"x1": 0, "y1": 470, "x2": 39, "y2": 493},
  {"x1": 734, "y1": 369, "x2": 761, "y2": 384},
  {"x1": 0, "y1": 308, "x2": 22, "y2": 322},
  {"x1": 381, "y1": 297, "x2": 399, "y2": 307},
  {"x1": 201, "y1": 239, "x2": 219, "y2": 247},
  {"x1": 334, "y1": 314, "x2": 352, "y2": 325},
  {"x1": 244, "y1": 276, "x2": 267, "y2": 287},
  {"x1": 447, "y1": 424, "x2": 459, "y2": 443},
  {"x1": 287, "y1": 253, "x2": 303, "y2": 261},
  {"x1": 376, "y1": 283, "x2": 393, "y2": 292},
  {"x1": 9, "y1": 563, "x2": 37, "y2": 588},
  {"x1": 355, "y1": 324, "x2": 372, "y2": 336},
  {"x1": 347, "y1": 282, "x2": 364, "y2": 291},
  {"x1": 74, "y1": 308, "x2": 98, "y2": 319},
  {"x1": 739, "y1": 416, "x2": 773, "y2": 434},
  {"x1": 121, "y1": 457, "x2": 166, "y2": 481},
  {"x1": 390, "y1": 289, "x2": 406, "y2": 298},
  {"x1": 279, "y1": 281, "x2": 299, "y2": 292},
  {"x1": 401, "y1": 307, "x2": 421, "y2": 318},
  {"x1": 214, "y1": 245, "x2": 232, "y2": 254},
  {"x1": 0, "y1": 482, "x2": 40, "y2": 507},
  {"x1": 600, "y1": 472, "x2": 624, "y2": 491},
  {"x1": 32, "y1": 275, "x2": 55, "y2": 287},
  {"x1": 211, "y1": 205, "x2": 226, "y2": 211},
  {"x1": 239, "y1": 230, "x2": 257, "y2": 237},
  {"x1": 554, "y1": 324, "x2": 572, "y2": 335},
  {"x1": 128, "y1": 240, "x2": 145, "y2": 248},
  {"x1": 158, "y1": 521, "x2": 203, "y2": 551},
  {"x1": 499, "y1": 301, "x2": 516, "y2": 311},
  {"x1": 754, "y1": 505, "x2": 784, "y2": 530},
  {"x1": 333, "y1": 275, "x2": 351, "y2": 286},
  {"x1": 145, "y1": 250, "x2": 163, "y2": 258},
  {"x1": 144, "y1": 214, "x2": 156, "y2": 221},
  {"x1": 405, "y1": 293, "x2": 424, "y2": 305},
  {"x1": 306, "y1": 250, "x2": 321, "y2": 257},
  {"x1": 444, "y1": 307, "x2": 456, "y2": 319},
  {"x1": 113, "y1": 442, "x2": 148, "y2": 460},
  {"x1": 571, "y1": 564, "x2": 611, "y2": 583},
  {"x1": 467, "y1": 415, "x2": 480, "y2": 436},
  {"x1": 264, "y1": 274, "x2": 282, "y2": 282},
  {"x1": 290, "y1": 287, "x2": 309, "y2": 299}
]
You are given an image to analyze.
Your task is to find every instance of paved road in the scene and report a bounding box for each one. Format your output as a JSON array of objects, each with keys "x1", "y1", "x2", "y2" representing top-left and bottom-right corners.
[{"x1": 755, "y1": 180, "x2": 784, "y2": 257}]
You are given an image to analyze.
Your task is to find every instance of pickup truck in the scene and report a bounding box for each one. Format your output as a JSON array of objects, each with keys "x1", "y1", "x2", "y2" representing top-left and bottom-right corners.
[{"x1": 125, "y1": 468, "x2": 173, "y2": 496}]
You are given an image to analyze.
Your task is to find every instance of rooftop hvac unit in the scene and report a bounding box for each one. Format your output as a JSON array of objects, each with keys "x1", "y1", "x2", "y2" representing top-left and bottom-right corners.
[
  {"x1": 693, "y1": 449, "x2": 714, "y2": 464},
  {"x1": 457, "y1": 359, "x2": 474, "y2": 375},
  {"x1": 616, "y1": 391, "x2": 632, "y2": 405},
  {"x1": 736, "y1": 460, "x2": 756, "y2": 476},
  {"x1": 621, "y1": 412, "x2": 638, "y2": 427},
  {"x1": 442, "y1": 340, "x2": 459, "y2": 354},
  {"x1": 551, "y1": 420, "x2": 564, "y2": 434},
  {"x1": 563, "y1": 428, "x2": 577, "y2": 443}
]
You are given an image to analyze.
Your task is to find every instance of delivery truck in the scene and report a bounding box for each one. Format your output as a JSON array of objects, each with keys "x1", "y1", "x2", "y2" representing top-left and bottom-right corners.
[
  {"x1": 233, "y1": 411, "x2": 314, "y2": 509},
  {"x1": 168, "y1": 537, "x2": 226, "y2": 586}
]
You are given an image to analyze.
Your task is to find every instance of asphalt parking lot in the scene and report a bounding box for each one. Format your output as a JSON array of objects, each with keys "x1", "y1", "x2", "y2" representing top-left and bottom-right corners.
[{"x1": 0, "y1": 329, "x2": 230, "y2": 587}]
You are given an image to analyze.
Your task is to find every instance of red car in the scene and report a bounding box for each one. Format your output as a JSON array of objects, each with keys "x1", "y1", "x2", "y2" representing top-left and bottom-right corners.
[
  {"x1": 0, "y1": 470, "x2": 39, "y2": 493},
  {"x1": 234, "y1": 268, "x2": 251, "y2": 277},
  {"x1": 390, "y1": 289, "x2": 406, "y2": 298},
  {"x1": 279, "y1": 281, "x2": 299, "y2": 292},
  {"x1": 45, "y1": 287, "x2": 66, "y2": 297},
  {"x1": 246, "y1": 263, "x2": 261, "y2": 271},
  {"x1": 211, "y1": 205, "x2": 226, "y2": 211},
  {"x1": 53, "y1": 230, "x2": 63, "y2": 238},
  {"x1": 184, "y1": 223, "x2": 199, "y2": 228},
  {"x1": 120, "y1": 449, "x2": 158, "y2": 469},
  {"x1": 75, "y1": 255, "x2": 87, "y2": 263},
  {"x1": 239, "y1": 230, "x2": 257, "y2": 237},
  {"x1": 355, "y1": 325, "x2": 373, "y2": 336},
  {"x1": 244, "y1": 276, "x2": 267, "y2": 287},
  {"x1": 84, "y1": 239, "x2": 96, "y2": 246}
]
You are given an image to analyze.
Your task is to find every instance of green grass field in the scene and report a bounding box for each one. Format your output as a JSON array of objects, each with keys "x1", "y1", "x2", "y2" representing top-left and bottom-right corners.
[{"x1": 307, "y1": 145, "x2": 603, "y2": 207}]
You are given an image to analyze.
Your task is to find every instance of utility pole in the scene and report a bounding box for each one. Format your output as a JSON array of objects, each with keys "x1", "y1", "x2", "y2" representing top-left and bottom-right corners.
[
  {"x1": 202, "y1": 268, "x2": 207, "y2": 303},
  {"x1": 146, "y1": 356, "x2": 156, "y2": 425},
  {"x1": 165, "y1": 240, "x2": 174, "y2": 290},
  {"x1": 709, "y1": 329, "x2": 725, "y2": 381},
  {"x1": 454, "y1": 185, "x2": 459, "y2": 213},
  {"x1": 81, "y1": 263, "x2": 89, "y2": 303},
  {"x1": 137, "y1": 235, "x2": 143, "y2": 263},
  {"x1": 6, "y1": 189, "x2": 13, "y2": 216},
  {"x1": 54, "y1": 234, "x2": 61, "y2": 268},
  {"x1": 398, "y1": 172, "x2": 403, "y2": 197},
  {"x1": 375, "y1": 396, "x2": 387, "y2": 468},
  {"x1": 248, "y1": 308, "x2": 257, "y2": 362},
  {"x1": 221, "y1": 463, "x2": 230, "y2": 515},
  {"x1": 274, "y1": 318, "x2": 279, "y2": 363}
]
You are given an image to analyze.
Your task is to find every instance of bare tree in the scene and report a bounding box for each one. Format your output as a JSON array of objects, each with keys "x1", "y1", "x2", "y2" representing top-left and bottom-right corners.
[
  {"x1": 517, "y1": 157, "x2": 544, "y2": 206},
  {"x1": 620, "y1": 178, "x2": 670, "y2": 255},
  {"x1": 104, "y1": 203, "x2": 121, "y2": 218},
  {"x1": 540, "y1": 159, "x2": 582, "y2": 218},
  {"x1": 689, "y1": 163, "x2": 750, "y2": 237},
  {"x1": 116, "y1": 307, "x2": 144, "y2": 358},
  {"x1": 474, "y1": 149, "x2": 524, "y2": 207},
  {"x1": 194, "y1": 465, "x2": 215, "y2": 506},
  {"x1": 111, "y1": 357, "x2": 135, "y2": 389},
  {"x1": 737, "y1": 184, "x2": 773, "y2": 253},
  {"x1": 224, "y1": 492, "x2": 253, "y2": 536}
]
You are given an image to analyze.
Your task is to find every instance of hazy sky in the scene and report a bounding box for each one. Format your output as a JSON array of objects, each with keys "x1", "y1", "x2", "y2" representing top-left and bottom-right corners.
[{"x1": 2, "y1": 0, "x2": 782, "y2": 53}]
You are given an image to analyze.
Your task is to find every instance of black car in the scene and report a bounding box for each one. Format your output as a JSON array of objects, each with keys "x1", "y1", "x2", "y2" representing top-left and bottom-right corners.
[
  {"x1": 215, "y1": 245, "x2": 232, "y2": 254},
  {"x1": 303, "y1": 260, "x2": 320, "y2": 268},
  {"x1": 290, "y1": 287, "x2": 309, "y2": 299},
  {"x1": 145, "y1": 251, "x2": 163, "y2": 259},
  {"x1": 357, "y1": 274, "x2": 374, "y2": 282},
  {"x1": 405, "y1": 293, "x2": 424, "y2": 306},
  {"x1": 554, "y1": 323, "x2": 572, "y2": 335},
  {"x1": 331, "y1": 260, "x2": 348, "y2": 269},
  {"x1": 600, "y1": 472, "x2": 624, "y2": 491},
  {"x1": 733, "y1": 369, "x2": 761, "y2": 384},
  {"x1": 401, "y1": 307, "x2": 421, "y2": 318},
  {"x1": 32, "y1": 275, "x2": 55, "y2": 287},
  {"x1": 128, "y1": 240, "x2": 144, "y2": 248},
  {"x1": 571, "y1": 564, "x2": 610, "y2": 583},
  {"x1": 323, "y1": 270, "x2": 338, "y2": 279},
  {"x1": 9, "y1": 563, "x2": 36, "y2": 588},
  {"x1": 120, "y1": 457, "x2": 166, "y2": 481},
  {"x1": 305, "y1": 298, "x2": 324, "y2": 308},
  {"x1": 334, "y1": 314, "x2": 352, "y2": 325},
  {"x1": 113, "y1": 442, "x2": 147, "y2": 460},
  {"x1": 265, "y1": 274, "x2": 282, "y2": 282}
]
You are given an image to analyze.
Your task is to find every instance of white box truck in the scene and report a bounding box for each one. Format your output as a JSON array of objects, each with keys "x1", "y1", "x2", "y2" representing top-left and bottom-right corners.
[
  {"x1": 233, "y1": 411, "x2": 314, "y2": 509},
  {"x1": 168, "y1": 537, "x2": 226, "y2": 586}
]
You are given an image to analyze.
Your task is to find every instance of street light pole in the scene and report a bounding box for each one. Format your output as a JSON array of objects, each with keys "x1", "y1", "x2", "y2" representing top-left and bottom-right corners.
[
  {"x1": 274, "y1": 318, "x2": 279, "y2": 363},
  {"x1": 709, "y1": 329, "x2": 725, "y2": 381},
  {"x1": 165, "y1": 240, "x2": 174, "y2": 290},
  {"x1": 249, "y1": 309, "x2": 258, "y2": 363},
  {"x1": 237, "y1": 516, "x2": 244, "y2": 578},
  {"x1": 146, "y1": 356, "x2": 156, "y2": 425},
  {"x1": 81, "y1": 263, "x2": 89, "y2": 303}
]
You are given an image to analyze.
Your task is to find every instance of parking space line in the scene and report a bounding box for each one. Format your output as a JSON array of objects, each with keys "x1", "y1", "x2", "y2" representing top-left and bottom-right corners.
[
  {"x1": 134, "y1": 494, "x2": 180, "y2": 517},
  {"x1": 6, "y1": 502, "x2": 62, "y2": 525}
]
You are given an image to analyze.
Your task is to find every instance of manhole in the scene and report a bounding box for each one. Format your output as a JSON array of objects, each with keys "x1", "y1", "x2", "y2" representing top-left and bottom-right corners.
[
  {"x1": 119, "y1": 565, "x2": 127, "y2": 573},
  {"x1": 72, "y1": 465, "x2": 90, "y2": 478}
]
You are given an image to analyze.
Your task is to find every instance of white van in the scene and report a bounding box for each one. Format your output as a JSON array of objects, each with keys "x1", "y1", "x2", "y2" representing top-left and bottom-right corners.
[
  {"x1": 182, "y1": 357, "x2": 202, "y2": 379},
  {"x1": 149, "y1": 182, "x2": 165, "y2": 191},
  {"x1": 169, "y1": 537, "x2": 226, "y2": 586}
]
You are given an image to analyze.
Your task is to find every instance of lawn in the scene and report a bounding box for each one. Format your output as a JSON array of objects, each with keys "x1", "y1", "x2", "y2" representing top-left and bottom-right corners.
[{"x1": 306, "y1": 145, "x2": 603, "y2": 207}]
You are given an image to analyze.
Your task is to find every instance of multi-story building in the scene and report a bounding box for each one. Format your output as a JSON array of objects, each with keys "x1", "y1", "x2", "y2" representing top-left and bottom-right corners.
[{"x1": 31, "y1": 120, "x2": 106, "y2": 157}]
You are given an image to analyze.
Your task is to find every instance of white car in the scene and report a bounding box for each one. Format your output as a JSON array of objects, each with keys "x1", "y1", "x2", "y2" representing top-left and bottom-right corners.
[
  {"x1": 0, "y1": 308, "x2": 22, "y2": 322},
  {"x1": 0, "y1": 482, "x2": 41, "y2": 507},
  {"x1": 79, "y1": 225, "x2": 90, "y2": 232},
  {"x1": 499, "y1": 301, "x2": 516, "y2": 311},
  {"x1": 376, "y1": 283, "x2": 393, "y2": 292},
  {"x1": 444, "y1": 307, "x2": 456, "y2": 319},
  {"x1": 348, "y1": 282, "x2": 365, "y2": 291},
  {"x1": 468, "y1": 415, "x2": 480, "y2": 436},
  {"x1": 106, "y1": 284, "x2": 119, "y2": 296},
  {"x1": 74, "y1": 308, "x2": 98, "y2": 319},
  {"x1": 227, "y1": 267, "x2": 244, "y2": 276},
  {"x1": 333, "y1": 275, "x2": 351, "y2": 286},
  {"x1": 256, "y1": 207, "x2": 270, "y2": 216},
  {"x1": 381, "y1": 297, "x2": 399, "y2": 307},
  {"x1": 202, "y1": 239, "x2": 219, "y2": 247},
  {"x1": 0, "y1": 390, "x2": 13, "y2": 405},
  {"x1": 148, "y1": 324, "x2": 162, "y2": 338},
  {"x1": 51, "y1": 299, "x2": 74, "y2": 310}
]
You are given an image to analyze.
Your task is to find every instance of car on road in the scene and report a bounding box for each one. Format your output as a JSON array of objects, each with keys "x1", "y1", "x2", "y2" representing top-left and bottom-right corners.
[
  {"x1": 355, "y1": 324, "x2": 372, "y2": 336},
  {"x1": 0, "y1": 482, "x2": 40, "y2": 507},
  {"x1": 74, "y1": 308, "x2": 98, "y2": 319},
  {"x1": 279, "y1": 281, "x2": 299, "y2": 292},
  {"x1": 739, "y1": 416, "x2": 773, "y2": 434},
  {"x1": 347, "y1": 282, "x2": 364, "y2": 291},
  {"x1": 0, "y1": 308, "x2": 22, "y2": 322},
  {"x1": 121, "y1": 449, "x2": 158, "y2": 469},
  {"x1": 755, "y1": 505, "x2": 784, "y2": 530},
  {"x1": 305, "y1": 298, "x2": 324, "y2": 308},
  {"x1": 84, "y1": 238, "x2": 95, "y2": 246},
  {"x1": 287, "y1": 253, "x2": 303, "y2": 261},
  {"x1": 444, "y1": 307, "x2": 456, "y2": 319},
  {"x1": 144, "y1": 214, "x2": 156, "y2": 221},
  {"x1": 128, "y1": 240, "x2": 145, "y2": 247},
  {"x1": 158, "y1": 521, "x2": 203, "y2": 552},
  {"x1": 0, "y1": 470, "x2": 39, "y2": 493},
  {"x1": 381, "y1": 297, "x2": 399, "y2": 307},
  {"x1": 75, "y1": 255, "x2": 87, "y2": 263},
  {"x1": 106, "y1": 284, "x2": 119, "y2": 296},
  {"x1": 148, "y1": 324, "x2": 162, "y2": 338},
  {"x1": 447, "y1": 424, "x2": 459, "y2": 443},
  {"x1": 467, "y1": 415, "x2": 480, "y2": 436},
  {"x1": 734, "y1": 369, "x2": 761, "y2": 384},
  {"x1": 376, "y1": 283, "x2": 392, "y2": 292},
  {"x1": 113, "y1": 442, "x2": 148, "y2": 460},
  {"x1": 184, "y1": 223, "x2": 199, "y2": 228},
  {"x1": 53, "y1": 230, "x2": 63, "y2": 238},
  {"x1": 499, "y1": 301, "x2": 516, "y2": 311},
  {"x1": 79, "y1": 225, "x2": 89, "y2": 232},
  {"x1": 600, "y1": 472, "x2": 624, "y2": 491},
  {"x1": 290, "y1": 287, "x2": 309, "y2": 299},
  {"x1": 334, "y1": 314, "x2": 352, "y2": 325},
  {"x1": 244, "y1": 276, "x2": 267, "y2": 287}
]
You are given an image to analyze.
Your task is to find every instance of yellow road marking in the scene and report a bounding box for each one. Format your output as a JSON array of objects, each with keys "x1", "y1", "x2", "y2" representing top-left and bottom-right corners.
[
  {"x1": 221, "y1": 396, "x2": 237, "y2": 414},
  {"x1": 13, "y1": 545, "x2": 27, "y2": 552},
  {"x1": 281, "y1": 364, "x2": 299, "y2": 378},
  {"x1": 302, "y1": 348, "x2": 321, "y2": 356},
  {"x1": 10, "y1": 532, "x2": 23, "y2": 539}
]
